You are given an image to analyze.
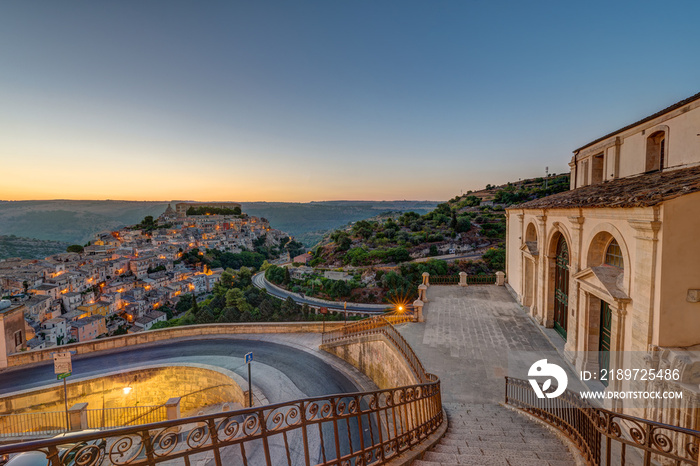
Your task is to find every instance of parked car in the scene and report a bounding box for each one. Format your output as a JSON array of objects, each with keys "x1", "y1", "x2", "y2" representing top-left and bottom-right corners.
[{"x1": 2, "y1": 430, "x2": 106, "y2": 466}]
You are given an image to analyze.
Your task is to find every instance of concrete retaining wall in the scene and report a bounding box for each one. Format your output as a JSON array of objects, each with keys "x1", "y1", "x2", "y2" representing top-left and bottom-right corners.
[
  {"x1": 0, "y1": 364, "x2": 245, "y2": 417},
  {"x1": 321, "y1": 334, "x2": 418, "y2": 390},
  {"x1": 6, "y1": 322, "x2": 346, "y2": 369}
]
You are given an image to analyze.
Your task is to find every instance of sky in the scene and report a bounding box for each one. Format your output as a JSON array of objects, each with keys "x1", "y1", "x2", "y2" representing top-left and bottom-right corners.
[{"x1": 1, "y1": 1, "x2": 699, "y2": 202}]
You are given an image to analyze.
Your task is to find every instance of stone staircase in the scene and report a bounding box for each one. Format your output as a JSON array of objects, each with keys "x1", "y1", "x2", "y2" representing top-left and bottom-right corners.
[{"x1": 414, "y1": 403, "x2": 578, "y2": 466}]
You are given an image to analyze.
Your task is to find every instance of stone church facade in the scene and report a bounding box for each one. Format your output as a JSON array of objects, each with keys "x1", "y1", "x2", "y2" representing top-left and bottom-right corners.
[{"x1": 505, "y1": 92, "x2": 700, "y2": 429}]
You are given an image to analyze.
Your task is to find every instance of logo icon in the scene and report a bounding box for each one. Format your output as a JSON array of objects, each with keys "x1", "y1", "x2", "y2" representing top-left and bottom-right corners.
[{"x1": 528, "y1": 359, "x2": 568, "y2": 399}]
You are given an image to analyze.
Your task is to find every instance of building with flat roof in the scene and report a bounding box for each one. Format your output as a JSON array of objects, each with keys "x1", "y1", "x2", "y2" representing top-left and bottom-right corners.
[{"x1": 0, "y1": 300, "x2": 27, "y2": 368}]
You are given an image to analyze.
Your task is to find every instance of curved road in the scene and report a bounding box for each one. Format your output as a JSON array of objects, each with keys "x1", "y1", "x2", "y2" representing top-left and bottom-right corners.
[
  {"x1": 0, "y1": 338, "x2": 372, "y2": 464},
  {"x1": 253, "y1": 272, "x2": 389, "y2": 313},
  {"x1": 0, "y1": 338, "x2": 360, "y2": 401}
]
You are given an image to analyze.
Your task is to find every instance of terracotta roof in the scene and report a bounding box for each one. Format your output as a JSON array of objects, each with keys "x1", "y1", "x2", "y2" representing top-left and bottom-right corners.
[
  {"x1": 512, "y1": 165, "x2": 700, "y2": 210},
  {"x1": 574, "y1": 91, "x2": 700, "y2": 153}
]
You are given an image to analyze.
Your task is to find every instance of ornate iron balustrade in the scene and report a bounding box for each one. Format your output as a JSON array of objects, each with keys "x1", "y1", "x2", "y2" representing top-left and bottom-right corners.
[
  {"x1": 0, "y1": 317, "x2": 442, "y2": 466},
  {"x1": 0, "y1": 383, "x2": 442, "y2": 466},
  {"x1": 505, "y1": 376, "x2": 700, "y2": 466}
]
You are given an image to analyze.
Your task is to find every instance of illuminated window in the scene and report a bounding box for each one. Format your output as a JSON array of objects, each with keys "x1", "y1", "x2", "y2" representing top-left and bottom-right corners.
[{"x1": 604, "y1": 239, "x2": 623, "y2": 269}]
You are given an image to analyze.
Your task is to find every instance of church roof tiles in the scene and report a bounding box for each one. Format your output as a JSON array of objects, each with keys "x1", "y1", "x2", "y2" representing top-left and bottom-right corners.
[{"x1": 514, "y1": 165, "x2": 700, "y2": 210}]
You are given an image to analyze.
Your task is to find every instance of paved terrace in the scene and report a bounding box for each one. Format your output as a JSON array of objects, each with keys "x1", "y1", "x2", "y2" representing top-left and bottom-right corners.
[{"x1": 398, "y1": 286, "x2": 579, "y2": 465}]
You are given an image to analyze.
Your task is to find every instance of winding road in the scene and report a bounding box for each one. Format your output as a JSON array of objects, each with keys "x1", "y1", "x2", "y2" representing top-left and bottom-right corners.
[
  {"x1": 252, "y1": 272, "x2": 389, "y2": 314},
  {"x1": 0, "y1": 337, "x2": 361, "y2": 402}
]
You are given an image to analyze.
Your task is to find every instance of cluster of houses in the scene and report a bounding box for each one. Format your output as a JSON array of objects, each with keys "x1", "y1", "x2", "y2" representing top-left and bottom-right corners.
[{"x1": 0, "y1": 203, "x2": 290, "y2": 358}]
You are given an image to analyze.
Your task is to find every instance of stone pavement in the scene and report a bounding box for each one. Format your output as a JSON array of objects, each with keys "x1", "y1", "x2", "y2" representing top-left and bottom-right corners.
[{"x1": 397, "y1": 285, "x2": 579, "y2": 465}]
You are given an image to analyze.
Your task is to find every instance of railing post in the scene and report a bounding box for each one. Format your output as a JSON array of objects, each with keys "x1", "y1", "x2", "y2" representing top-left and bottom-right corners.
[
  {"x1": 459, "y1": 272, "x2": 467, "y2": 287},
  {"x1": 165, "y1": 397, "x2": 181, "y2": 420},
  {"x1": 418, "y1": 284, "x2": 428, "y2": 302},
  {"x1": 496, "y1": 271, "x2": 505, "y2": 286},
  {"x1": 412, "y1": 299, "x2": 424, "y2": 322},
  {"x1": 422, "y1": 272, "x2": 430, "y2": 287},
  {"x1": 68, "y1": 403, "x2": 88, "y2": 431}
]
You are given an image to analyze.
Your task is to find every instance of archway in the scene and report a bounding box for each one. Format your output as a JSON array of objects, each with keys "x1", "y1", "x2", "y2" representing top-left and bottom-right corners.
[
  {"x1": 553, "y1": 234, "x2": 569, "y2": 340},
  {"x1": 523, "y1": 223, "x2": 538, "y2": 311}
]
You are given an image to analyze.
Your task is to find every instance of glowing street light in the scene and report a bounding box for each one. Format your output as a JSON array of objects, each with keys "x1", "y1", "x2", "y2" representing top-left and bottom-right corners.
[{"x1": 123, "y1": 386, "x2": 133, "y2": 395}]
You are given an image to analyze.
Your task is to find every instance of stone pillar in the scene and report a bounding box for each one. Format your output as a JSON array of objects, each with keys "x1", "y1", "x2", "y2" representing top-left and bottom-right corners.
[
  {"x1": 422, "y1": 272, "x2": 430, "y2": 287},
  {"x1": 565, "y1": 215, "x2": 584, "y2": 359},
  {"x1": 535, "y1": 214, "x2": 548, "y2": 326},
  {"x1": 516, "y1": 213, "x2": 524, "y2": 298},
  {"x1": 495, "y1": 271, "x2": 505, "y2": 286},
  {"x1": 165, "y1": 397, "x2": 181, "y2": 420},
  {"x1": 628, "y1": 219, "x2": 661, "y2": 351},
  {"x1": 418, "y1": 284, "x2": 428, "y2": 302},
  {"x1": 459, "y1": 272, "x2": 467, "y2": 287},
  {"x1": 412, "y1": 299, "x2": 424, "y2": 322},
  {"x1": 68, "y1": 403, "x2": 88, "y2": 431}
]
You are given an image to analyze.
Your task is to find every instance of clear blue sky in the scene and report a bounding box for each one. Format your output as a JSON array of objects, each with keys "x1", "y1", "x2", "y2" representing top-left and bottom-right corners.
[{"x1": 1, "y1": 1, "x2": 699, "y2": 201}]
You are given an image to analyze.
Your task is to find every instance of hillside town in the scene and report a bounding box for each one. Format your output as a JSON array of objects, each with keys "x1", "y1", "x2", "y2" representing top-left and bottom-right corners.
[{"x1": 0, "y1": 202, "x2": 290, "y2": 352}]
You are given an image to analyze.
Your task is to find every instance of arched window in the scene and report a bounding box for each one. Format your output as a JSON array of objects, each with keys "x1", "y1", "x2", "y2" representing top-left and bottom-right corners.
[
  {"x1": 604, "y1": 239, "x2": 624, "y2": 269},
  {"x1": 645, "y1": 131, "x2": 666, "y2": 172}
]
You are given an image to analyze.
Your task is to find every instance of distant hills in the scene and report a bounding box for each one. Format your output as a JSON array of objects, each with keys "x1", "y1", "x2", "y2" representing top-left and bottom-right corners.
[
  {"x1": 0, "y1": 199, "x2": 438, "y2": 259},
  {"x1": 241, "y1": 200, "x2": 438, "y2": 246},
  {"x1": 313, "y1": 173, "x2": 571, "y2": 269}
]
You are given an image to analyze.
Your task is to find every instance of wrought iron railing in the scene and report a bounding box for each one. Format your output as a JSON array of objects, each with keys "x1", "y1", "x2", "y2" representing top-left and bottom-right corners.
[
  {"x1": 0, "y1": 411, "x2": 68, "y2": 438},
  {"x1": 427, "y1": 275, "x2": 460, "y2": 285},
  {"x1": 466, "y1": 274, "x2": 496, "y2": 285},
  {"x1": 0, "y1": 406, "x2": 169, "y2": 438},
  {"x1": 86, "y1": 406, "x2": 168, "y2": 430},
  {"x1": 321, "y1": 315, "x2": 432, "y2": 384},
  {"x1": 505, "y1": 376, "x2": 700, "y2": 466},
  {"x1": 0, "y1": 316, "x2": 442, "y2": 466},
  {"x1": 426, "y1": 274, "x2": 497, "y2": 285}
]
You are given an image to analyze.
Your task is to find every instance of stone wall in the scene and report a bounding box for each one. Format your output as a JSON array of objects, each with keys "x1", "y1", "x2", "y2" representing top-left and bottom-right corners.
[
  {"x1": 5, "y1": 322, "x2": 345, "y2": 369},
  {"x1": 321, "y1": 334, "x2": 418, "y2": 389},
  {"x1": 0, "y1": 364, "x2": 246, "y2": 418}
]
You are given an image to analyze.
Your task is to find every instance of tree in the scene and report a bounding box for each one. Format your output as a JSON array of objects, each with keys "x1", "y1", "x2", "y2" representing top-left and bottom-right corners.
[
  {"x1": 455, "y1": 217, "x2": 472, "y2": 233},
  {"x1": 265, "y1": 265, "x2": 286, "y2": 284},
  {"x1": 66, "y1": 245, "x2": 84, "y2": 254},
  {"x1": 483, "y1": 247, "x2": 506, "y2": 271},
  {"x1": 429, "y1": 245, "x2": 439, "y2": 257},
  {"x1": 176, "y1": 294, "x2": 194, "y2": 313}
]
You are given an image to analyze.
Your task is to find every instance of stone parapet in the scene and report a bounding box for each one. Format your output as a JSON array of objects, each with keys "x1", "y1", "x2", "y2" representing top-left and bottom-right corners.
[{"x1": 5, "y1": 322, "x2": 346, "y2": 369}]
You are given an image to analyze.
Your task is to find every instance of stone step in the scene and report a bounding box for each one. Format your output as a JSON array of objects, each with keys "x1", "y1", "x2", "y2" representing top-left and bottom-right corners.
[{"x1": 413, "y1": 403, "x2": 577, "y2": 466}]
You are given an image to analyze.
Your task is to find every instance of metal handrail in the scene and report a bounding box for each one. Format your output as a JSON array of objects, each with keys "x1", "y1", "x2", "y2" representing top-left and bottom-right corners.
[
  {"x1": 428, "y1": 275, "x2": 460, "y2": 285},
  {"x1": 0, "y1": 317, "x2": 442, "y2": 466},
  {"x1": 0, "y1": 411, "x2": 67, "y2": 438},
  {"x1": 505, "y1": 376, "x2": 700, "y2": 466},
  {"x1": 322, "y1": 314, "x2": 432, "y2": 384},
  {"x1": 466, "y1": 274, "x2": 496, "y2": 285}
]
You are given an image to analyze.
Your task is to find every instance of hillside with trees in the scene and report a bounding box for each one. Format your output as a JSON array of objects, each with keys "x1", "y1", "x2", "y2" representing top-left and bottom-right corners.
[{"x1": 293, "y1": 173, "x2": 570, "y2": 303}]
